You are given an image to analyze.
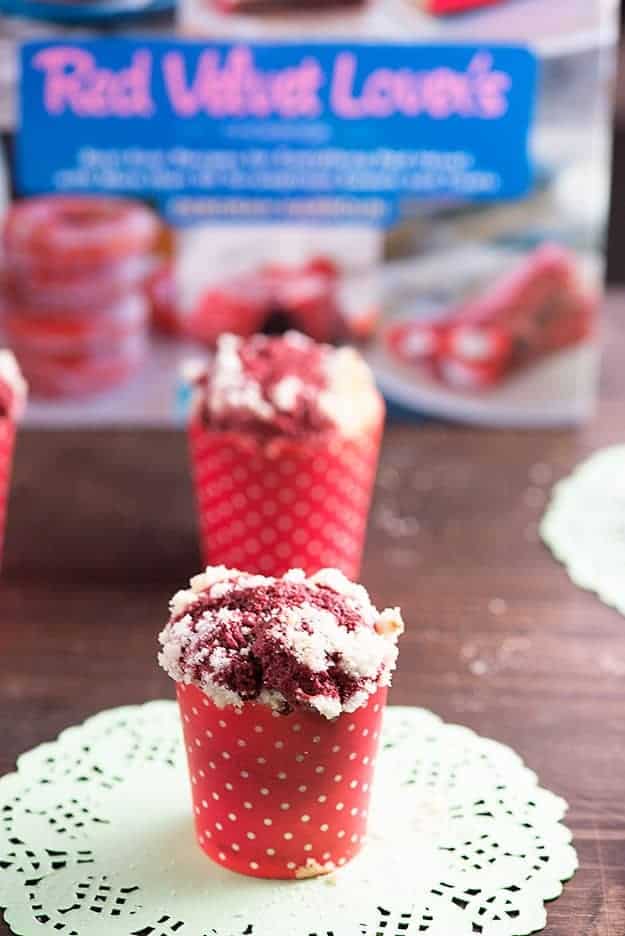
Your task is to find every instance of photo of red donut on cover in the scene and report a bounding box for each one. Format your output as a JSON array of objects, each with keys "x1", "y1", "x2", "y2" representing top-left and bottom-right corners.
[
  {"x1": 386, "y1": 245, "x2": 598, "y2": 392},
  {"x1": 0, "y1": 195, "x2": 160, "y2": 398}
]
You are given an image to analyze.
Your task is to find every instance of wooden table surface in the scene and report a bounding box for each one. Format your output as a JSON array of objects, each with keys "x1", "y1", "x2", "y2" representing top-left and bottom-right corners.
[{"x1": 2, "y1": 294, "x2": 625, "y2": 936}]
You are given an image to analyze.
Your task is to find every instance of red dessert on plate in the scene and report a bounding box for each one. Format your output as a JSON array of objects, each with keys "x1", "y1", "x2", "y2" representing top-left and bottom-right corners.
[
  {"x1": 186, "y1": 257, "x2": 346, "y2": 346},
  {"x1": 159, "y1": 565, "x2": 404, "y2": 878},
  {"x1": 185, "y1": 331, "x2": 384, "y2": 578},
  {"x1": 187, "y1": 271, "x2": 272, "y2": 345},
  {"x1": 0, "y1": 351, "x2": 27, "y2": 565},
  {"x1": 388, "y1": 245, "x2": 597, "y2": 391}
]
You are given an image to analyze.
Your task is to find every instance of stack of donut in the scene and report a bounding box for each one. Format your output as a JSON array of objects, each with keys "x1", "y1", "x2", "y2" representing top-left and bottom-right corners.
[{"x1": 1, "y1": 195, "x2": 158, "y2": 397}]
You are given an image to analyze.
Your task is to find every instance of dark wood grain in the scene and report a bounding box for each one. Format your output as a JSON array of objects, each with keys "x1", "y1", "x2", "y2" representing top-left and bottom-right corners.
[{"x1": 2, "y1": 294, "x2": 625, "y2": 935}]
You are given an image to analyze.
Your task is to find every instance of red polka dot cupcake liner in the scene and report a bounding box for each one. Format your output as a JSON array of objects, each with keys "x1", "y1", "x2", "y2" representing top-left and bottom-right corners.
[
  {"x1": 0, "y1": 418, "x2": 15, "y2": 566},
  {"x1": 188, "y1": 416, "x2": 383, "y2": 579},
  {"x1": 177, "y1": 682, "x2": 387, "y2": 879}
]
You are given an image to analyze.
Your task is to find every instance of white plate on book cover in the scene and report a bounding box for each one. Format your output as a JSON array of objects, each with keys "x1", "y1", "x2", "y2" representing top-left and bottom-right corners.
[
  {"x1": 370, "y1": 340, "x2": 598, "y2": 428},
  {"x1": 369, "y1": 246, "x2": 600, "y2": 428}
]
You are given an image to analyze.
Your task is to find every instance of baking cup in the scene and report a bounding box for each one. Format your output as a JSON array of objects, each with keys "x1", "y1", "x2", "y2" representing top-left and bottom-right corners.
[
  {"x1": 188, "y1": 413, "x2": 383, "y2": 578},
  {"x1": 177, "y1": 681, "x2": 387, "y2": 879},
  {"x1": 0, "y1": 417, "x2": 15, "y2": 566}
]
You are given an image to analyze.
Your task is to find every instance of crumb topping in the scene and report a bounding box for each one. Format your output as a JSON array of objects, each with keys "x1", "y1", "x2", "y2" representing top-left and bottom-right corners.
[
  {"x1": 159, "y1": 566, "x2": 404, "y2": 719},
  {"x1": 185, "y1": 331, "x2": 382, "y2": 439}
]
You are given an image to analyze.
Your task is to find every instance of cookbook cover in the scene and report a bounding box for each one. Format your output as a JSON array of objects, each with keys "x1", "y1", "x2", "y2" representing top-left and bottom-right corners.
[{"x1": 0, "y1": 0, "x2": 619, "y2": 426}]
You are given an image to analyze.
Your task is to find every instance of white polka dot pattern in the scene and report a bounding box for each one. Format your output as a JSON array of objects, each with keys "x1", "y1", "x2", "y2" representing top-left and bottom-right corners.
[
  {"x1": 177, "y1": 682, "x2": 387, "y2": 879},
  {"x1": 0, "y1": 419, "x2": 15, "y2": 566},
  {"x1": 188, "y1": 418, "x2": 382, "y2": 578}
]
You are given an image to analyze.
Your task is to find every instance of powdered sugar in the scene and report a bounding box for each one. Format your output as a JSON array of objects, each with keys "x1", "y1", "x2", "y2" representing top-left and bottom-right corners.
[
  {"x1": 199, "y1": 672, "x2": 245, "y2": 710},
  {"x1": 172, "y1": 566, "x2": 268, "y2": 617},
  {"x1": 318, "y1": 346, "x2": 383, "y2": 437},
  {"x1": 276, "y1": 602, "x2": 398, "y2": 683},
  {"x1": 209, "y1": 334, "x2": 274, "y2": 422},
  {"x1": 307, "y1": 694, "x2": 343, "y2": 720},
  {"x1": 0, "y1": 350, "x2": 27, "y2": 420},
  {"x1": 271, "y1": 375, "x2": 304, "y2": 413},
  {"x1": 449, "y1": 327, "x2": 493, "y2": 362},
  {"x1": 158, "y1": 566, "x2": 404, "y2": 719},
  {"x1": 308, "y1": 568, "x2": 380, "y2": 628}
]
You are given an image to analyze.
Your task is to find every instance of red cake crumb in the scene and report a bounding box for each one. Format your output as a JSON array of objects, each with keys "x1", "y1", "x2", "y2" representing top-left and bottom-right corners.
[{"x1": 158, "y1": 567, "x2": 404, "y2": 719}]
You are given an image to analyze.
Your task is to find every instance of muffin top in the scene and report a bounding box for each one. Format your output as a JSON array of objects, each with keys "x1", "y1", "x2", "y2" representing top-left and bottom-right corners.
[
  {"x1": 185, "y1": 331, "x2": 382, "y2": 439},
  {"x1": 0, "y1": 351, "x2": 27, "y2": 421},
  {"x1": 158, "y1": 566, "x2": 404, "y2": 719}
]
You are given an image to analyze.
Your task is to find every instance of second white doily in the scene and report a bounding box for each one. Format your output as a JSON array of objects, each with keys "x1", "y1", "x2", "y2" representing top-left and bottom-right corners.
[
  {"x1": 0, "y1": 702, "x2": 577, "y2": 936},
  {"x1": 541, "y1": 445, "x2": 625, "y2": 615}
]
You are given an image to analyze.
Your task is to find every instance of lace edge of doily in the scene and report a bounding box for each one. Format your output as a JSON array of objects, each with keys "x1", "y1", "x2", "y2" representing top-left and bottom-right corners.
[{"x1": 541, "y1": 504, "x2": 625, "y2": 616}]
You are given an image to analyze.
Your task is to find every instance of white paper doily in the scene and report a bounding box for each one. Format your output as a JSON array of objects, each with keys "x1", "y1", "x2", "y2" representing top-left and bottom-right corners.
[
  {"x1": 0, "y1": 702, "x2": 576, "y2": 936},
  {"x1": 541, "y1": 445, "x2": 625, "y2": 615}
]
